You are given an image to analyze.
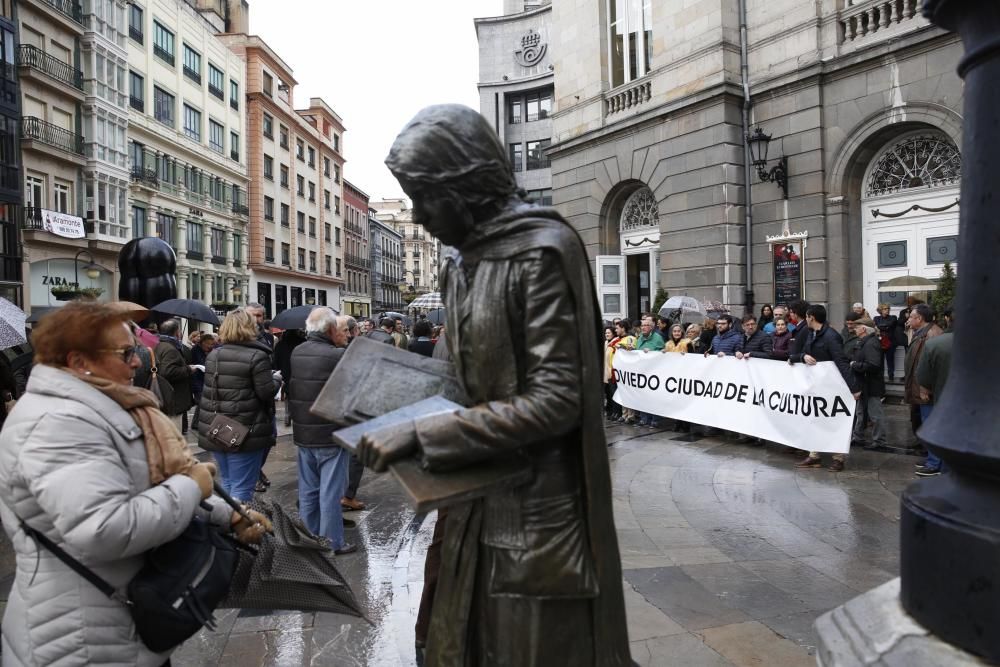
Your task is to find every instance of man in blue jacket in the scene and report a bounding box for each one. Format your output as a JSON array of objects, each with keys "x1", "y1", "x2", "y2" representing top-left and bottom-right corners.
[{"x1": 707, "y1": 315, "x2": 741, "y2": 356}]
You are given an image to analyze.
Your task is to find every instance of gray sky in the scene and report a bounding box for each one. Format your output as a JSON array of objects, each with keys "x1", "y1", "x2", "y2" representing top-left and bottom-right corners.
[{"x1": 249, "y1": 0, "x2": 504, "y2": 203}]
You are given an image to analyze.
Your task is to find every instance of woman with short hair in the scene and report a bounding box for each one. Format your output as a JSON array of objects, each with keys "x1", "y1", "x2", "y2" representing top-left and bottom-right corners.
[
  {"x1": 197, "y1": 308, "x2": 277, "y2": 501},
  {"x1": 0, "y1": 302, "x2": 262, "y2": 666}
]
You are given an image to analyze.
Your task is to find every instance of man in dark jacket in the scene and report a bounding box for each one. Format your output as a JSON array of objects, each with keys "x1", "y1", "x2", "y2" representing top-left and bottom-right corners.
[
  {"x1": 707, "y1": 315, "x2": 741, "y2": 356},
  {"x1": 154, "y1": 318, "x2": 193, "y2": 430},
  {"x1": 914, "y1": 304, "x2": 954, "y2": 476},
  {"x1": 247, "y1": 302, "x2": 275, "y2": 351},
  {"x1": 791, "y1": 304, "x2": 860, "y2": 471},
  {"x1": 288, "y1": 308, "x2": 355, "y2": 555},
  {"x1": 735, "y1": 314, "x2": 773, "y2": 359},
  {"x1": 341, "y1": 317, "x2": 367, "y2": 512},
  {"x1": 849, "y1": 318, "x2": 886, "y2": 450},
  {"x1": 366, "y1": 317, "x2": 396, "y2": 344}
]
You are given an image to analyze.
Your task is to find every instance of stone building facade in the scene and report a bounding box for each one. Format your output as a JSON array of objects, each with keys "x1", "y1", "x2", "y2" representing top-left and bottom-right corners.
[
  {"x1": 549, "y1": 0, "x2": 962, "y2": 323},
  {"x1": 369, "y1": 210, "x2": 403, "y2": 314},
  {"x1": 371, "y1": 198, "x2": 440, "y2": 295},
  {"x1": 0, "y1": 0, "x2": 20, "y2": 305},
  {"x1": 341, "y1": 179, "x2": 371, "y2": 318},
  {"x1": 219, "y1": 32, "x2": 344, "y2": 317},
  {"x1": 476, "y1": 0, "x2": 553, "y2": 204}
]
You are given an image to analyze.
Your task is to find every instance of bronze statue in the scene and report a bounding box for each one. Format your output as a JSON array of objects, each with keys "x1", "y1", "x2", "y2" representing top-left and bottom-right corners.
[{"x1": 357, "y1": 104, "x2": 631, "y2": 665}]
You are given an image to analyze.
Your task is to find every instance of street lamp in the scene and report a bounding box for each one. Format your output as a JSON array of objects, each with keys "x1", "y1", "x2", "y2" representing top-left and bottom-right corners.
[
  {"x1": 746, "y1": 127, "x2": 789, "y2": 198},
  {"x1": 74, "y1": 249, "x2": 100, "y2": 287}
]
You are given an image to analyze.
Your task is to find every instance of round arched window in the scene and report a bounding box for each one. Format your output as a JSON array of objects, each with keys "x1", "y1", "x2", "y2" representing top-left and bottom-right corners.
[
  {"x1": 865, "y1": 132, "x2": 962, "y2": 198},
  {"x1": 619, "y1": 187, "x2": 659, "y2": 231}
]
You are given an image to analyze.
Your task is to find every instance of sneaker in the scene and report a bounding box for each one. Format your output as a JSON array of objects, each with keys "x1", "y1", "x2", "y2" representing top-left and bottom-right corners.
[
  {"x1": 334, "y1": 543, "x2": 358, "y2": 555},
  {"x1": 795, "y1": 456, "x2": 822, "y2": 468},
  {"x1": 915, "y1": 466, "x2": 941, "y2": 477},
  {"x1": 828, "y1": 460, "x2": 845, "y2": 472},
  {"x1": 914, "y1": 459, "x2": 927, "y2": 467}
]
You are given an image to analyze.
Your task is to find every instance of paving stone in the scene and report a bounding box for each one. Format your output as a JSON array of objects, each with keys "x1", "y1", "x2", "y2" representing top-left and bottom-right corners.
[
  {"x1": 680, "y1": 562, "x2": 812, "y2": 620},
  {"x1": 624, "y1": 581, "x2": 688, "y2": 642},
  {"x1": 736, "y1": 559, "x2": 859, "y2": 611},
  {"x1": 699, "y1": 620, "x2": 813, "y2": 667},
  {"x1": 641, "y1": 633, "x2": 733, "y2": 667},
  {"x1": 625, "y1": 566, "x2": 750, "y2": 631}
]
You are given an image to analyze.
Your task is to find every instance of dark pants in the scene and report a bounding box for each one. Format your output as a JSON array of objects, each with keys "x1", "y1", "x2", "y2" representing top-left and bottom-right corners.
[
  {"x1": 415, "y1": 509, "x2": 447, "y2": 643},
  {"x1": 910, "y1": 403, "x2": 923, "y2": 435},
  {"x1": 345, "y1": 452, "x2": 364, "y2": 499},
  {"x1": 603, "y1": 383, "x2": 620, "y2": 419},
  {"x1": 884, "y1": 345, "x2": 897, "y2": 380}
]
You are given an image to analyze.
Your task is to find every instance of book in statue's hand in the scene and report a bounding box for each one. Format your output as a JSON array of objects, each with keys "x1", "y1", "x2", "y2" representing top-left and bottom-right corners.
[{"x1": 331, "y1": 396, "x2": 532, "y2": 513}]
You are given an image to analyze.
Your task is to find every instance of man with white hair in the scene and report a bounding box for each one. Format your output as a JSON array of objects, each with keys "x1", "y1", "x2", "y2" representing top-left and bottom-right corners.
[
  {"x1": 849, "y1": 316, "x2": 886, "y2": 450},
  {"x1": 287, "y1": 308, "x2": 356, "y2": 554}
]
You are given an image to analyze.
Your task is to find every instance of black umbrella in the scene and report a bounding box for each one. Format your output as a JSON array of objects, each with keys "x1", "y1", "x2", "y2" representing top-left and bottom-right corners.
[
  {"x1": 426, "y1": 308, "x2": 446, "y2": 325},
  {"x1": 151, "y1": 299, "x2": 221, "y2": 326},
  {"x1": 270, "y1": 305, "x2": 331, "y2": 331}
]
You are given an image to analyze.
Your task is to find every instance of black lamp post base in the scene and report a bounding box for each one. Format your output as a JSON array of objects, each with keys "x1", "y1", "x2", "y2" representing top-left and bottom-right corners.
[{"x1": 901, "y1": 473, "x2": 1000, "y2": 662}]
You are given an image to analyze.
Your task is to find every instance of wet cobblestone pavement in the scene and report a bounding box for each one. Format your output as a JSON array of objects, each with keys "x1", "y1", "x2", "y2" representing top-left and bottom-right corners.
[{"x1": 0, "y1": 403, "x2": 922, "y2": 666}]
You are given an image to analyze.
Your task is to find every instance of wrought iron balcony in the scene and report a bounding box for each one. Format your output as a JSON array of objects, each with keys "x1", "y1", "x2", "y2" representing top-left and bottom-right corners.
[
  {"x1": 21, "y1": 117, "x2": 84, "y2": 155},
  {"x1": 186, "y1": 250, "x2": 203, "y2": 261},
  {"x1": 153, "y1": 44, "x2": 173, "y2": 66},
  {"x1": 129, "y1": 95, "x2": 144, "y2": 112},
  {"x1": 130, "y1": 166, "x2": 158, "y2": 186},
  {"x1": 211, "y1": 255, "x2": 225, "y2": 265},
  {"x1": 22, "y1": 206, "x2": 44, "y2": 230},
  {"x1": 183, "y1": 66, "x2": 200, "y2": 85},
  {"x1": 41, "y1": 0, "x2": 82, "y2": 23},
  {"x1": 129, "y1": 25, "x2": 143, "y2": 43},
  {"x1": 18, "y1": 45, "x2": 83, "y2": 90},
  {"x1": 232, "y1": 203, "x2": 249, "y2": 216}
]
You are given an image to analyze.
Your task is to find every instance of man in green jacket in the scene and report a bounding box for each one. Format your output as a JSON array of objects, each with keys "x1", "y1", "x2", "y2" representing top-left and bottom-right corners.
[
  {"x1": 635, "y1": 315, "x2": 664, "y2": 427},
  {"x1": 915, "y1": 304, "x2": 954, "y2": 476}
]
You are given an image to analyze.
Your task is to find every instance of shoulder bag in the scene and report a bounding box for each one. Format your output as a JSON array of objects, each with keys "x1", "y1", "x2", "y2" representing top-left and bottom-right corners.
[
  {"x1": 207, "y1": 366, "x2": 251, "y2": 451},
  {"x1": 18, "y1": 516, "x2": 238, "y2": 653},
  {"x1": 146, "y1": 346, "x2": 175, "y2": 411}
]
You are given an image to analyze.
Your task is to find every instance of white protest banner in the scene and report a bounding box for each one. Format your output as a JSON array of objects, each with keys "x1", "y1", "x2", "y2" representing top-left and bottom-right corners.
[
  {"x1": 612, "y1": 351, "x2": 855, "y2": 453},
  {"x1": 41, "y1": 209, "x2": 85, "y2": 239}
]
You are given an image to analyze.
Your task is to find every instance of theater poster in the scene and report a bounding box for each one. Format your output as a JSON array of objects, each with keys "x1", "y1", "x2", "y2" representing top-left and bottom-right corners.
[{"x1": 772, "y1": 240, "x2": 803, "y2": 307}]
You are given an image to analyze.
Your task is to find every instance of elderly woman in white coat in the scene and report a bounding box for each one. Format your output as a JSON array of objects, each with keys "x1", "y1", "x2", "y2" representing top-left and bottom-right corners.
[{"x1": 0, "y1": 302, "x2": 265, "y2": 667}]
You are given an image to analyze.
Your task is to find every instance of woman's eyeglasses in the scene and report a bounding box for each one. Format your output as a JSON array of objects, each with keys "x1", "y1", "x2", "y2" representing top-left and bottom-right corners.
[{"x1": 98, "y1": 346, "x2": 141, "y2": 364}]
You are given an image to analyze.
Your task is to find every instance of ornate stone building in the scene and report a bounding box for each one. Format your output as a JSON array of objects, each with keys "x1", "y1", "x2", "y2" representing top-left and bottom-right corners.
[
  {"x1": 371, "y1": 198, "x2": 439, "y2": 295},
  {"x1": 369, "y1": 209, "x2": 403, "y2": 314},
  {"x1": 341, "y1": 179, "x2": 371, "y2": 318},
  {"x1": 550, "y1": 0, "x2": 962, "y2": 323}
]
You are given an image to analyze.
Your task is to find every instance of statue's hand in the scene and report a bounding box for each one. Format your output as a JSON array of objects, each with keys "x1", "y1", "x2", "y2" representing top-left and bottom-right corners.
[{"x1": 357, "y1": 422, "x2": 418, "y2": 472}]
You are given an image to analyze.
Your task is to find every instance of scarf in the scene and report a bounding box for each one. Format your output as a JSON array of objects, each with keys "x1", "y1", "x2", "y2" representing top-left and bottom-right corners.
[{"x1": 76, "y1": 372, "x2": 198, "y2": 484}]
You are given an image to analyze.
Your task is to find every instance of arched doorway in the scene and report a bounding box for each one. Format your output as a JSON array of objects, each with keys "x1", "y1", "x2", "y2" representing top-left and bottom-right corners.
[
  {"x1": 861, "y1": 131, "x2": 961, "y2": 313},
  {"x1": 595, "y1": 185, "x2": 660, "y2": 321}
]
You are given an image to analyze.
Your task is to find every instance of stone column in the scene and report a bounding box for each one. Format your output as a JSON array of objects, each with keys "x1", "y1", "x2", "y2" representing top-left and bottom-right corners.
[
  {"x1": 177, "y1": 269, "x2": 189, "y2": 299},
  {"x1": 202, "y1": 273, "x2": 212, "y2": 305}
]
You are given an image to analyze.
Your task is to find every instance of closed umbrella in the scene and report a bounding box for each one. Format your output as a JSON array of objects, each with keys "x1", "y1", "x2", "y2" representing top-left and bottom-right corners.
[
  {"x1": 409, "y1": 292, "x2": 444, "y2": 310},
  {"x1": 151, "y1": 299, "x2": 221, "y2": 326},
  {"x1": 0, "y1": 298, "x2": 27, "y2": 349}
]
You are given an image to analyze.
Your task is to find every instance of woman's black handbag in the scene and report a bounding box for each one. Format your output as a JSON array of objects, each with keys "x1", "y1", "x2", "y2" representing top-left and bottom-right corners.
[{"x1": 19, "y1": 517, "x2": 239, "y2": 653}]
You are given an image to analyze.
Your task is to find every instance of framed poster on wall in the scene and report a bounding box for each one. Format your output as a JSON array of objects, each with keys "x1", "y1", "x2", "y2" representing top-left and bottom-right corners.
[{"x1": 772, "y1": 240, "x2": 804, "y2": 307}]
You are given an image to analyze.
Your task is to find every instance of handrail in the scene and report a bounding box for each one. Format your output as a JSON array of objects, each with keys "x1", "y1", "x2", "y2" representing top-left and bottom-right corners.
[
  {"x1": 21, "y1": 116, "x2": 83, "y2": 155},
  {"x1": 18, "y1": 45, "x2": 83, "y2": 90}
]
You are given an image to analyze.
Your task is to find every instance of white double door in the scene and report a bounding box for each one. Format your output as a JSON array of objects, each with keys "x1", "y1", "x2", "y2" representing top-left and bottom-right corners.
[{"x1": 595, "y1": 246, "x2": 658, "y2": 322}]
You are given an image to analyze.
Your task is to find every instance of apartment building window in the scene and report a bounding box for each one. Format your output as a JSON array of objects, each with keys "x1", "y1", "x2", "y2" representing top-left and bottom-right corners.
[
  {"x1": 297, "y1": 248, "x2": 305, "y2": 270},
  {"x1": 308, "y1": 216, "x2": 316, "y2": 237},
  {"x1": 335, "y1": 227, "x2": 341, "y2": 245},
  {"x1": 153, "y1": 21, "x2": 174, "y2": 65},
  {"x1": 333, "y1": 196, "x2": 341, "y2": 215},
  {"x1": 334, "y1": 134, "x2": 340, "y2": 152},
  {"x1": 323, "y1": 157, "x2": 330, "y2": 177},
  {"x1": 307, "y1": 146, "x2": 315, "y2": 168},
  {"x1": 296, "y1": 211, "x2": 305, "y2": 232},
  {"x1": 308, "y1": 182, "x2": 315, "y2": 202},
  {"x1": 129, "y1": 4, "x2": 143, "y2": 43},
  {"x1": 296, "y1": 175, "x2": 304, "y2": 197},
  {"x1": 334, "y1": 164, "x2": 340, "y2": 183},
  {"x1": 296, "y1": 139, "x2": 304, "y2": 161},
  {"x1": 279, "y1": 125, "x2": 289, "y2": 149},
  {"x1": 208, "y1": 119, "x2": 223, "y2": 153},
  {"x1": 277, "y1": 166, "x2": 287, "y2": 189},
  {"x1": 309, "y1": 251, "x2": 317, "y2": 272},
  {"x1": 153, "y1": 86, "x2": 175, "y2": 127},
  {"x1": 229, "y1": 79, "x2": 239, "y2": 110},
  {"x1": 208, "y1": 64, "x2": 224, "y2": 99},
  {"x1": 510, "y1": 143, "x2": 523, "y2": 172},
  {"x1": 263, "y1": 114, "x2": 273, "y2": 138},
  {"x1": 54, "y1": 183, "x2": 69, "y2": 213},
  {"x1": 182, "y1": 45, "x2": 201, "y2": 83},
  {"x1": 156, "y1": 212, "x2": 175, "y2": 243},
  {"x1": 187, "y1": 222, "x2": 203, "y2": 255},
  {"x1": 608, "y1": 0, "x2": 652, "y2": 87},
  {"x1": 281, "y1": 242, "x2": 290, "y2": 266},
  {"x1": 264, "y1": 237, "x2": 274, "y2": 262},
  {"x1": 262, "y1": 71, "x2": 273, "y2": 97},
  {"x1": 132, "y1": 205, "x2": 146, "y2": 238},
  {"x1": 526, "y1": 188, "x2": 553, "y2": 206},
  {"x1": 526, "y1": 89, "x2": 552, "y2": 122},
  {"x1": 336, "y1": 258, "x2": 341, "y2": 277},
  {"x1": 264, "y1": 196, "x2": 274, "y2": 221},
  {"x1": 211, "y1": 228, "x2": 225, "y2": 261},
  {"x1": 324, "y1": 223, "x2": 331, "y2": 242},
  {"x1": 230, "y1": 132, "x2": 239, "y2": 161},
  {"x1": 280, "y1": 203, "x2": 289, "y2": 227},
  {"x1": 325, "y1": 255, "x2": 331, "y2": 275},
  {"x1": 183, "y1": 105, "x2": 201, "y2": 141},
  {"x1": 508, "y1": 95, "x2": 522, "y2": 124},
  {"x1": 526, "y1": 139, "x2": 550, "y2": 170},
  {"x1": 129, "y1": 71, "x2": 144, "y2": 112},
  {"x1": 324, "y1": 190, "x2": 330, "y2": 209},
  {"x1": 263, "y1": 155, "x2": 273, "y2": 179}
]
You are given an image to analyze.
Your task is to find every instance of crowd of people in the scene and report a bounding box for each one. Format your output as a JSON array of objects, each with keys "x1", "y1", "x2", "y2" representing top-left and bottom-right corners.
[{"x1": 603, "y1": 297, "x2": 953, "y2": 475}]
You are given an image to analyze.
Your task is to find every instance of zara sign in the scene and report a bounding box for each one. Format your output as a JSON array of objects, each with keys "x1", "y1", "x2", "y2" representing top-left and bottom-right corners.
[{"x1": 29, "y1": 258, "x2": 111, "y2": 307}]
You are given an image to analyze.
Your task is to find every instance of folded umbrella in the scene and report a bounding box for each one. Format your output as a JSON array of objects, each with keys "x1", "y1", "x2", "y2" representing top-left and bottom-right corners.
[{"x1": 151, "y1": 299, "x2": 221, "y2": 326}]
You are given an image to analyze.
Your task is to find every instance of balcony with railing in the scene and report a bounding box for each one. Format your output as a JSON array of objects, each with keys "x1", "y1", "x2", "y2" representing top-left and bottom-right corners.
[
  {"x1": 41, "y1": 0, "x2": 82, "y2": 24},
  {"x1": 130, "y1": 165, "x2": 158, "y2": 187},
  {"x1": 153, "y1": 44, "x2": 174, "y2": 66},
  {"x1": 605, "y1": 79, "x2": 652, "y2": 117},
  {"x1": 18, "y1": 45, "x2": 83, "y2": 91},
  {"x1": 22, "y1": 117, "x2": 84, "y2": 156},
  {"x1": 838, "y1": 0, "x2": 927, "y2": 47}
]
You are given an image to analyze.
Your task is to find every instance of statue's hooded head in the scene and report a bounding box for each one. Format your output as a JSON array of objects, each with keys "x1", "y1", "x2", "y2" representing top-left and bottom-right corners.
[{"x1": 385, "y1": 104, "x2": 518, "y2": 248}]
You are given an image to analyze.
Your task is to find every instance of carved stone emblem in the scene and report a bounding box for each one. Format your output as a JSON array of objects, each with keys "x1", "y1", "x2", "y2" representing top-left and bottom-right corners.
[{"x1": 514, "y1": 29, "x2": 546, "y2": 67}]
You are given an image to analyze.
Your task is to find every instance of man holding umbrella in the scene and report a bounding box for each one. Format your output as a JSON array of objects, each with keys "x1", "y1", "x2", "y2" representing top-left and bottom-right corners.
[{"x1": 154, "y1": 319, "x2": 193, "y2": 431}]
